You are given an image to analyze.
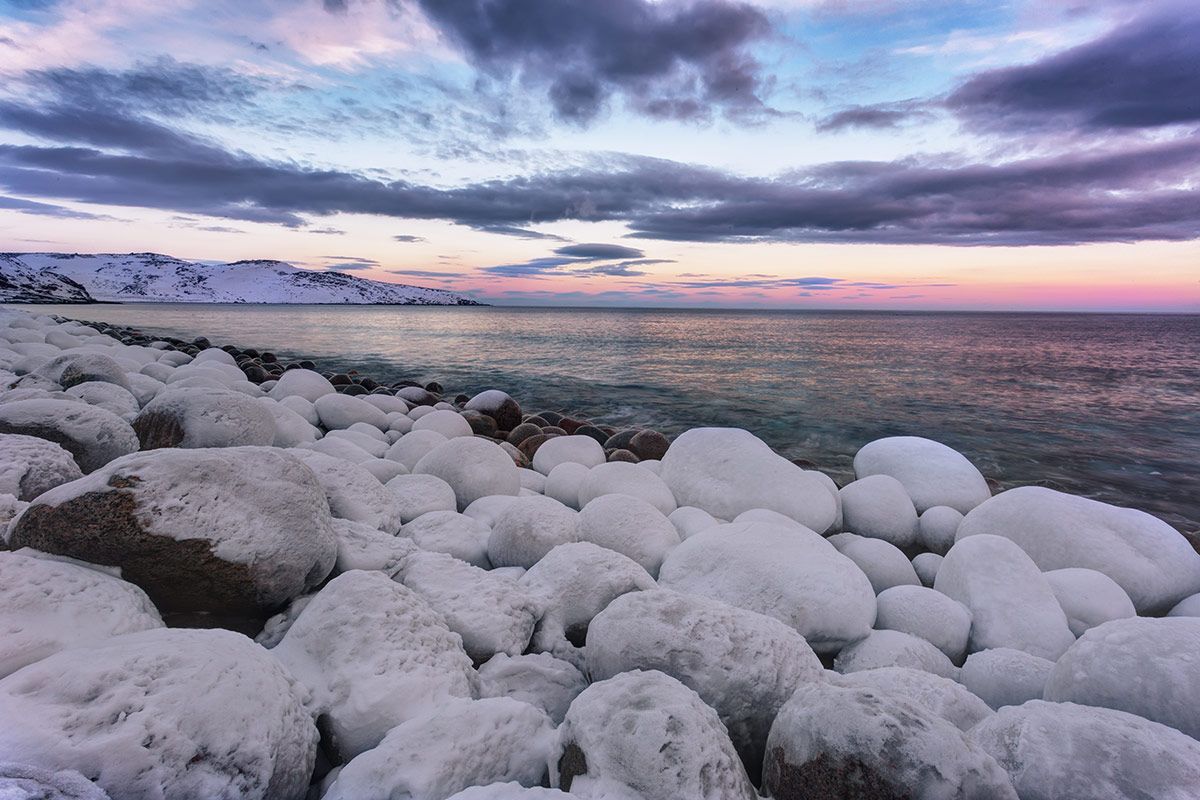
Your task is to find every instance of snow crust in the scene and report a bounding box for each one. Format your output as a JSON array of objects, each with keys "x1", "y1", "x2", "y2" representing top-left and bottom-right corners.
[
  {"x1": 830, "y1": 667, "x2": 992, "y2": 732},
  {"x1": 288, "y1": 449, "x2": 403, "y2": 534},
  {"x1": 134, "y1": 386, "x2": 274, "y2": 448},
  {"x1": 401, "y1": 510, "x2": 491, "y2": 568},
  {"x1": 477, "y1": 653, "x2": 588, "y2": 725},
  {"x1": 0, "y1": 434, "x2": 82, "y2": 501}
]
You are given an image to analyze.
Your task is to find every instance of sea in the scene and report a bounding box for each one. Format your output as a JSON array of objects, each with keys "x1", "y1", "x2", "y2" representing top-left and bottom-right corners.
[{"x1": 26, "y1": 304, "x2": 1200, "y2": 534}]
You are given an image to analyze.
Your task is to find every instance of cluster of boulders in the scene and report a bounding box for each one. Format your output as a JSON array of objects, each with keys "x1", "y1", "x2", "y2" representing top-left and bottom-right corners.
[{"x1": 1, "y1": 308, "x2": 1199, "y2": 800}]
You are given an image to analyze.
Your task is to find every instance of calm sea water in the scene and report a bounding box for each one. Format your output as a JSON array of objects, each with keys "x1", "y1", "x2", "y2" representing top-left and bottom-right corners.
[{"x1": 27, "y1": 304, "x2": 1200, "y2": 534}]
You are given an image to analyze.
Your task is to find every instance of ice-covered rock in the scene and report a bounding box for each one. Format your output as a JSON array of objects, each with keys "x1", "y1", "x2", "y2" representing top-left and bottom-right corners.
[
  {"x1": 0, "y1": 628, "x2": 317, "y2": 800},
  {"x1": 415, "y1": 437, "x2": 522, "y2": 511},
  {"x1": 131, "y1": 386, "x2": 274, "y2": 449},
  {"x1": 0, "y1": 550, "x2": 163, "y2": 678},
  {"x1": 854, "y1": 435, "x2": 991, "y2": 514},
  {"x1": 533, "y1": 436, "x2": 607, "y2": 476},
  {"x1": 956, "y1": 486, "x2": 1200, "y2": 615},
  {"x1": 256, "y1": 397, "x2": 319, "y2": 448},
  {"x1": 356, "y1": 457, "x2": 408, "y2": 484},
  {"x1": 839, "y1": 474, "x2": 918, "y2": 547},
  {"x1": 970, "y1": 700, "x2": 1200, "y2": 800},
  {"x1": 386, "y1": 473, "x2": 458, "y2": 523},
  {"x1": 0, "y1": 399, "x2": 137, "y2": 473},
  {"x1": 587, "y1": 589, "x2": 824, "y2": 780},
  {"x1": 302, "y1": 435, "x2": 375, "y2": 463},
  {"x1": 0, "y1": 434, "x2": 82, "y2": 501},
  {"x1": 324, "y1": 697, "x2": 555, "y2": 800},
  {"x1": 290, "y1": 449, "x2": 403, "y2": 534},
  {"x1": 488, "y1": 495, "x2": 580, "y2": 569},
  {"x1": 323, "y1": 428, "x2": 388, "y2": 458},
  {"x1": 267, "y1": 368, "x2": 336, "y2": 403},
  {"x1": 544, "y1": 462, "x2": 589, "y2": 509},
  {"x1": 553, "y1": 670, "x2": 756, "y2": 800},
  {"x1": 658, "y1": 428, "x2": 837, "y2": 533},
  {"x1": 874, "y1": 585, "x2": 972, "y2": 663},
  {"x1": 463, "y1": 495, "x2": 521, "y2": 526},
  {"x1": 9, "y1": 447, "x2": 336, "y2": 615},
  {"x1": 0, "y1": 763, "x2": 111, "y2": 800},
  {"x1": 402, "y1": 510, "x2": 491, "y2": 568},
  {"x1": 831, "y1": 534, "x2": 921, "y2": 594},
  {"x1": 763, "y1": 682, "x2": 1017, "y2": 800},
  {"x1": 395, "y1": 551, "x2": 538, "y2": 662},
  {"x1": 657, "y1": 522, "x2": 875, "y2": 654},
  {"x1": 1043, "y1": 616, "x2": 1200, "y2": 740},
  {"x1": 959, "y1": 648, "x2": 1054, "y2": 710},
  {"x1": 477, "y1": 653, "x2": 588, "y2": 725},
  {"x1": 411, "y1": 408, "x2": 472, "y2": 439},
  {"x1": 935, "y1": 534, "x2": 1076, "y2": 661},
  {"x1": 668, "y1": 506, "x2": 720, "y2": 539},
  {"x1": 64, "y1": 381, "x2": 139, "y2": 416},
  {"x1": 1043, "y1": 568, "x2": 1137, "y2": 638},
  {"x1": 833, "y1": 629, "x2": 958, "y2": 679},
  {"x1": 34, "y1": 352, "x2": 131, "y2": 393},
  {"x1": 521, "y1": 542, "x2": 656, "y2": 669},
  {"x1": 576, "y1": 493, "x2": 679, "y2": 578},
  {"x1": 464, "y1": 390, "x2": 522, "y2": 431},
  {"x1": 831, "y1": 667, "x2": 992, "y2": 732},
  {"x1": 1168, "y1": 593, "x2": 1200, "y2": 617},
  {"x1": 576, "y1": 462, "x2": 676, "y2": 516},
  {"x1": 277, "y1": 394, "x2": 319, "y2": 426},
  {"x1": 912, "y1": 552, "x2": 942, "y2": 587},
  {"x1": 123, "y1": 371, "x2": 164, "y2": 407},
  {"x1": 331, "y1": 518, "x2": 420, "y2": 574},
  {"x1": 272, "y1": 571, "x2": 478, "y2": 760},
  {"x1": 313, "y1": 393, "x2": 388, "y2": 431},
  {"x1": 918, "y1": 505, "x2": 964, "y2": 555},
  {"x1": 446, "y1": 786, "x2": 579, "y2": 800}
]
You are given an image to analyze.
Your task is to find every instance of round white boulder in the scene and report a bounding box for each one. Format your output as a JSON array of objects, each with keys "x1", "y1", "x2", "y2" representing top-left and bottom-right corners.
[
  {"x1": 544, "y1": 462, "x2": 589, "y2": 510},
  {"x1": 832, "y1": 534, "x2": 921, "y2": 594},
  {"x1": 411, "y1": 408, "x2": 473, "y2": 439},
  {"x1": 290, "y1": 449, "x2": 403, "y2": 534},
  {"x1": 853, "y1": 435, "x2": 991, "y2": 514},
  {"x1": 833, "y1": 629, "x2": 958, "y2": 679},
  {"x1": 532, "y1": 436, "x2": 606, "y2": 476},
  {"x1": 313, "y1": 393, "x2": 389, "y2": 431},
  {"x1": 912, "y1": 552, "x2": 942, "y2": 587},
  {"x1": 414, "y1": 437, "x2": 522, "y2": 511},
  {"x1": 478, "y1": 653, "x2": 588, "y2": 726},
  {"x1": 401, "y1": 509, "x2": 491, "y2": 568},
  {"x1": 960, "y1": 648, "x2": 1055, "y2": 710},
  {"x1": 831, "y1": 667, "x2": 992, "y2": 732},
  {"x1": 488, "y1": 495, "x2": 580, "y2": 569},
  {"x1": 267, "y1": 368, "x2": 336, "y2": 403},
  {"x1": 0, "y1": 434, "x2": 83, "y2": 501},
  {"x1": 576, "y1": 462, "x2": 676, "y2": 516},
  {"x1": 131, "y1": 386, "x2": 275, "y2": 449},
  {"x1": 577, "y1": 493, "x2": 680, "y2": 578},
  {"x1": 1044, "y1": 567, "x2": 1136, "y2": 637},
  {"x1": 874, "y1": 584, "x2": 973, "y2": 663},
  {"x1": 917, "y1": 505, "x2": 964, "y2": 555},
  {"x1": 839, "y1": 474, "x2": 918, "y2": 547}
]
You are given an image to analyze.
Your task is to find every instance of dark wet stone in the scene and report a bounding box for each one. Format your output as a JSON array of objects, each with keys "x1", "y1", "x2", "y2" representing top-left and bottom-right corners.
[
  {"x1": 299, "y1": 360, "x2": 316, "y2": 370},
  {"x1": 629, "y1": 430, "x2": 670, "y2": 461},
  {"x1": 605, "y1": 430, "x2": 639, "y2": 451},
  {"x1": 540, "y1": 426, "x2": 568, "y2": 437},
  {"x1": 329, "y1": 374, "x2": 354, "y2": 386},
  {"x1": 464, "y1": 391, "x2": 522, "y2": 432},
  {"x1": 425, "y1": 381, "x2": 444, "y2": 394},
  {"x1": 358, "y1": 377, "x2": 380, "y2": 391},
  {"x1": 558, "y1": 742, "x2": 588, "y2": 793},
  {"x1": 243, "y1": 364, "x2": 271, "y2": 383},
  {"x1": 464, "y1": 412, "x2": 498, "y2": 437},
  {"x1": 507, "y1": 422, "x2": 544, "y2": 446},
  {"x1": 454, "y1": 394, "x2": 470, "y2": 405},
  {"x1": 522, "y1": 415, "x2": 549, "y2": 428},
  {"x1": 192, "y1": 337, "x2": 210, "y2": 349},
  {"x1": 260, "y1": 352, "x2": 277, "y2": 363},
  {"x1": 558, "y1": 418, "x2": 584, "y2": 434},
  {"x1": 573, "y1": 425, "x2": 609, "y2": 445},
  {"x1": 338, "y1": 384, "x2": 369, "y2": 396},
  {"x1": 517, "y1": 433, "x2": 559, "y2": 459},
  {"x1": 370, "y1": 387, "x2": 394, "y2": 395},
  {"x1": 396, "y1": 386, "x2": 439, "y2": 406},
  {"x1": 763, "y1": 749, "x2": 909, "y2": 800},
  {"x1": 606, "y1": 448, "x2": 639, "y2": 463},
  {"x1": 790, "y1": 458, "x2": 820, "y2": 469},
  {"x1": 535, "y1": 411, "x2": 564, "y2": 426},
  {"x1": 242, "y1": 348, "x2": 259, "y2": 358}
]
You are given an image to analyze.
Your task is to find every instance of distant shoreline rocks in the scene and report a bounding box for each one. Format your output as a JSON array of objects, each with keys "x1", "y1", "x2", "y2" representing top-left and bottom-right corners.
[{"x1": 1, "y1": 306, "x2": 1199, "y2": 800}]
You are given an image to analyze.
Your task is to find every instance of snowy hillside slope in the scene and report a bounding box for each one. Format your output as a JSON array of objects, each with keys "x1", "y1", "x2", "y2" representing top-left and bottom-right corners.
[
  {"x1": 0, "y1": 254, "x2": 95, "y2": 303},
  {"x1": 1, "y1": 253, "x2": 481, "y2": 305}
]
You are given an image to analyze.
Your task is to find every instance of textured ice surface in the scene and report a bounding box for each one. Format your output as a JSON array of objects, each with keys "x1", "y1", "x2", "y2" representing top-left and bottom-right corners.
[{"x1": 831, "y1": 667, "x2": 992, "y2": 732}]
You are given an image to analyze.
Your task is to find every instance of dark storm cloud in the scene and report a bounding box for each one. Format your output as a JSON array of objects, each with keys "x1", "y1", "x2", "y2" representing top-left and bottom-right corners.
[
  {"x1": 0, "y1": 195, "x2": 103, "y2": 219},
  {"x1": 816, "y1": 101, "x2": 930, "y2": 132},
  {"x1": 392, "y1": 234, "x2": 426, "y2": 243},
  {"x1": 471, "y1": 224, "x2": 566, "y2": 240},
  {"x1": 412, "y1": 0, "x2": 772, "y2": 122},
  {"x1": 948, "y1": 6, "x2": 1200, "y2": 132},
  {"x1": 553, "y1": 243, "x2": 645, "y2": 260}
]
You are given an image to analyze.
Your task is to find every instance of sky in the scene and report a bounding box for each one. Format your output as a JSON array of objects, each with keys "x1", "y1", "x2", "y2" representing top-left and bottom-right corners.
[{"x1": 0, "y1": 0, "x2": 1197, "y2": 310}]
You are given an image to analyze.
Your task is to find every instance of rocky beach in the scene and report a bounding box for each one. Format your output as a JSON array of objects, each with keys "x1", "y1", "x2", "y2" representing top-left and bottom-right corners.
[{"x1": 1, "y1": 306, "x2": 1199, "y2": 800}]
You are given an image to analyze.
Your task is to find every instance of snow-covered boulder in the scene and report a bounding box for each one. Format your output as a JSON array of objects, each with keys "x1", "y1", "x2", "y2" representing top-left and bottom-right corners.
[
  {"x1": 839, "y1": 474, "x2": 918, "y2": 547},
  {"x1": 553, "y1": 670, "x2": 756, "y2": 800},
  {"x1": 277, "y1": 394, "x2": 320, "y2": 426},
  {"x1": 658, "y1": 428, "x2": 836, "y2": 533},
  {"x1": 831, "y1": 667, "x2": 992, "y2": 732},
  {"x1": 0, "y1": 550, "x2": 163, "y2": 678},
  {"x1": 763, "y1": 682, "x2": 1016, "y2": 800},
  {"x1": 874, "y1": 585, "x2": 973, "y2": 663},
  {"x1": 934, "y1": 534, "x2": 1076, "y2": 661},
  {"x1": 960, "y1": 648, "x2": 1054, "y2": 710},
  {"x1": 830, "y1": 534, "x2": 921, "y2": 594},
  {"x1": 415, "y1": 437, "x2": 522, "y2": 511},
  {"x1": 576, "y1": 462, "x2": 676, "y2": 516},
  {"x1": 272, "y1": 571, "x2": 478, "y2": 760},
  {"x1": 477, "y1": 653, "x2": 588, "y2": 725},
  {"x1": 313, "y1": 393, "x2": 389, "y2": 431},
  {"x1": 853, "y1": 436, "x2": 991, "y2": 514},
  {"x1": 256, "y1": 397, "x2": 319, "y2": 448},
  {"x1": 323, "y1": 428, "x2": 387, "y2": 458},
  {"x1": 917, "y1": 505, "x2": 963, "y2": 555},
  {"x1": 324, "y1": 698, "x2": 555, "y2": 800},
  {"x1": 488, "y1": 495, "x2": 580, "y2": 569},
  {"x1": 1043, "y1": 616, "x2": 1200, "y2": 740},
  {"x1": 302, "y1": 435, "x2": 375, "y2": 463},
  {"x1": 833, "y1": 629, "x2": 957, "y2": 679},
  {"x1": 386, "y1": 473, "x2": 457, "y2": 523},
  {"x1": 1168, "y1": 593, "x2": 1200, "y2": 617},
  {"x1": 0, "y1": 434, "x2": 82, "y2": 501},
  {"x1": 411, "y1": 408, "x2": 472, "y2": 439},
  {"x1": 0, "y1": 399, "x2": 137, "y2": 473},
  {"x1": 0, "y1": 628, "x2": 317, "y2": 800},
  {"x1": 331, "y1": 518, "x2": 420, "y2": 574},
  {"x1": 401, "y1": 510, "x2": 491, "y2": 568},
  {"x1": 532, "y1": 436, "x2": 606, "y2": 476},
  {"x1": 446, "y1": 786, "x2": 577, "y2": 800},
  {"x1": 912, "y1": 552, "x2": 942, "y2": 587},
  {"x1": 587, "y1": 589, "x2": 824, "y2": 780},
  {"x1": 521, "y1": 542, "x2": 656, "y2": 669},
  {"x1": 64, "y1": 381, "x2": 139, "y2": 417},
  {"x1": 123, "y1": 371, "x2": 164, "y2": 407},
  {"x1": 267, "y1": 368, "x2": 335, "y2": 404},
  {"x1": 576, "y1": 494, "x2": 680, "y2": 578},
  {"x1": 1043, "y1": 568, "x2": 1137, "y2": 638},
  {"x1": 0, "y1": 763, "x2": 111, "y2": 800},
  {"x1": 131, "y1": 387, "x2": 274, "y2": 449},
  {"x1": 34, "y1": 352, "x2": 131, "y2": 393},
  {"x1": 657, "y1": 522, "x2": 875, "y2": 655},
  {"x1": 668, "y1": 506, "x2": 720, "y2": 540},
  {"x1": 464, "y1": 390, "x2": 522, "y2": 431},
  {"x1": 395, "y1": 551, "x2": 539, "y2": 662},
  {"x1": 544, "y1": 462, "x2": 589, "y2": 509},
  {"x1": 956, "y1": 486, "x2": 1200, "y2": 615},
  {"x1": 9, "y1": 447, "x2": 336, "y2": 615},
  {"x1": 289, "y1": 449, "x2": 403, "y2": 534},
  {"x1": 971, "y1": 700, "x2": 1200, "y2": 800}
]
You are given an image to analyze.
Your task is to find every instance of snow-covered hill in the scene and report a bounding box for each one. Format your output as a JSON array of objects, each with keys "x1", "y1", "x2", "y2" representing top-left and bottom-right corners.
[{"x1": 0, "y1": 253, "x2": 482, "y2": 305}]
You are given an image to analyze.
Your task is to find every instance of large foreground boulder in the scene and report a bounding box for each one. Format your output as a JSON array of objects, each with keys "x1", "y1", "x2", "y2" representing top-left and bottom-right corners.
[
  {"x1": 658, "y1": 428, "x2": 836, "y2": 533},
  {"x1": 0, "y1": 400, "x2": 138, "y2": 474},
  {"x1": 8, "y1": 447, "x2": 337, "y2": 615},
  {"x1": 955, "y1": 486, "x2": 1200, "y2": 615},
  {"x1": 658, "y1": 522, "x2": 875, "y2": 654},
  {"x1": 763, "y1": 682, "x2": 1017, "y2": 800},
  {"x1": 131, "y1": 387, "x2": 275, "y2": 449},
  {"x1": 0, "y1": 628, "x2": 318, "y2": 800}
]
